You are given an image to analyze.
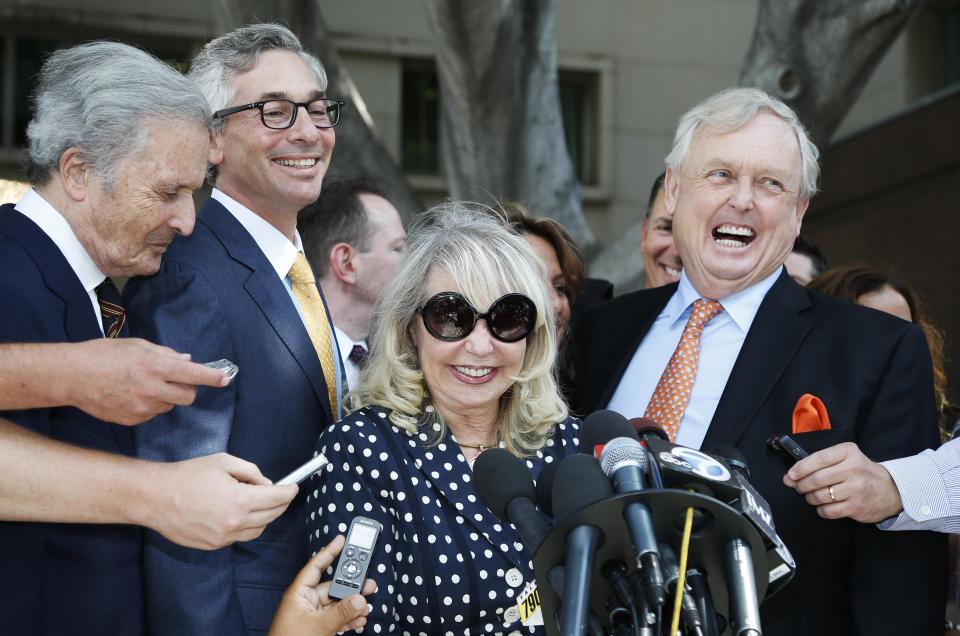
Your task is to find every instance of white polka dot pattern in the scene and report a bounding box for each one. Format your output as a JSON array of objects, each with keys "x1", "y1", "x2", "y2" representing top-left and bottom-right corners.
[
  {"x1": 643, "y1": 298, "x2": 723, "y2": 441},
  {"x1": 306, "y1": 406, "x2": 580, "y2": 634}
]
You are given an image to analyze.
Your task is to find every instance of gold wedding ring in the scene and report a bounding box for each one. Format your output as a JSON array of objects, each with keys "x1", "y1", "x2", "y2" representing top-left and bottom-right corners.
[{"x1": 828, "y1": 485, "x2": 836, "y2": 502}]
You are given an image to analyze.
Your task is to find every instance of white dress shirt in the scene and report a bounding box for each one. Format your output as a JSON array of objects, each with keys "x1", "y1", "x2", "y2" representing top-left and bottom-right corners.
[
  {"x1": 334, "y1": 326, "x2": 367, "y2": 392},
  {"x1": 16, "y1": 188, "x2": 107, "y2": 334},
  {"x1": 607, "y1": 267, "x2": 782, "y2": 449},
  {"x1": 878, "y1": 438, "x2": 960, "y2": 533},
  {"x1": 212, "y1": 189, "x2": 344, "y2": 416}
]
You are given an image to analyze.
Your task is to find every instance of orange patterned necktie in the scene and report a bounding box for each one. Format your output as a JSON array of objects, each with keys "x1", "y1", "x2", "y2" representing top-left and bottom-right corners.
[
  {"x1": 288, "y1": 252, "x2": 339, "y2": 416},
  {"x1": 643, "y1": 298, "x2": 723, "y2": 442}
]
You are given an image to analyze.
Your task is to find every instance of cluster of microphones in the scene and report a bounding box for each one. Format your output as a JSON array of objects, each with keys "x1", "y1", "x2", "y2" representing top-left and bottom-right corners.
[{"x1": 473, "y1": 411, "x2": 797, "y2": 636}]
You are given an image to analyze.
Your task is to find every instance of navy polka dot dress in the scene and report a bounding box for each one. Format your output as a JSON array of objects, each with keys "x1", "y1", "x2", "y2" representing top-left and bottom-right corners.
[{"x1": 307, "y1": 406, "x2": 580, "y2": 634}]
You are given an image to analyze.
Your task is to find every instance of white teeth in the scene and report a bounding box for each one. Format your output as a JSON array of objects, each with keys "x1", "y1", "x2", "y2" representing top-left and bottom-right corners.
[
  {"x1": 715, "y1": 238, "x2": 748, "y2": 248},
  {"x1": 664, "y1": 266, "x2": 681, "y2": 277},
  {"x1": 716, "y1": 224, "x2": 755, "y2": 237},
  {"x1": 455, "y1": 366, "x2": 492, "y2": 378},
  {"x1": 275, "y1": 158, "x2": 317, "y2": 168}
]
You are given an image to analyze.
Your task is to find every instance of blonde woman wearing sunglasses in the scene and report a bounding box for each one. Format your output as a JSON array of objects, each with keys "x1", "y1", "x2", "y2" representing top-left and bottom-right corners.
[{"x1": 306, "y1": 202, "x2": 579, "y2": 634}]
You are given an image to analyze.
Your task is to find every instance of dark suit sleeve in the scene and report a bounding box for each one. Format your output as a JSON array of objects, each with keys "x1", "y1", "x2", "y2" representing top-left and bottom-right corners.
[
  {"x1": 849, "y1": 324, "x2": 946, "y2": 634},
  {"x1": 124, "y1": 261, "x2": 245, "y2": 635}
]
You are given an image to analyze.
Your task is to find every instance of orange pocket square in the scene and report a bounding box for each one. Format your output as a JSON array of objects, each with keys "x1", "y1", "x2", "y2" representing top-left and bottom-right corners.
[{"x1": 792, "y1": 394, "x2": 832, "y2": 434}]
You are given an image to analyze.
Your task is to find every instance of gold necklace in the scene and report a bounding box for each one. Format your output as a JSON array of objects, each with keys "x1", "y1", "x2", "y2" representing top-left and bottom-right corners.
[{"x1": 458, "y1": 438, "x2": 498, "y2": 469}]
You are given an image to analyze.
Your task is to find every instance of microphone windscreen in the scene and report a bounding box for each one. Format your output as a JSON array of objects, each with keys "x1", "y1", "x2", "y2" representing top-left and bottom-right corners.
[
  {"x1": 473, "y1": 448, "x2": 536, "y2": 521},
  {"x1": 552, "y1": 454, "x2": 614, "y2": 521},
  {"x1": 630, "y1": 417, "x2": 669, "y2": 441},
  {"x1": 598, "y1": 437, "x2": 649, "y2": 477},
  {"x1": 708, "y1": 445, "x2": 750, "y2": 479},
  {"x1": 579, "y1": 409, "x2": 638, "y2": 453},
  {"x1": 535, "y1": 459, "x2": 560, "y2": 517}
]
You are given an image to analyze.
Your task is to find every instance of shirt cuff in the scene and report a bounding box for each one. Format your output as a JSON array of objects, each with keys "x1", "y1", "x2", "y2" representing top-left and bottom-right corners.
[{"x1": 878, "y1": 450, "x2": 950, "y2": 531}]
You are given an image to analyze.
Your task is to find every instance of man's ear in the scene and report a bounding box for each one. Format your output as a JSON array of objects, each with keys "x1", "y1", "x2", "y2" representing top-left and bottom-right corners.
[
  {"x1": 329, "y1": 243, "x2": 357, "y2": 285},
  {"x1": 663, "y1": 167, "x2": 680, "y2": 214},
  {"x1": 58, "y1": 147, "x2": 92, "y2": 202},
  {"x1": 208, "y1": 131, "x2": 225, "y2": 167}
]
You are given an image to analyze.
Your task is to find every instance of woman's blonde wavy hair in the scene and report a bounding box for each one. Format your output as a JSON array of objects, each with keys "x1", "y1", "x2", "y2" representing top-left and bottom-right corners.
[{"x1": 349, "y1": 201, "x2": 568, "y2": 457}]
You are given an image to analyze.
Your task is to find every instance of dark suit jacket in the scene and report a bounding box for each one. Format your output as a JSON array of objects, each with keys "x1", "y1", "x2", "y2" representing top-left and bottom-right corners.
[
  {"x1": 572, "y1": 270, "x2": 946, "y2": 635},
  {"x1": 0, "y1": 204, "x2": 144, "y2": 635},
  {"x1": 124, "y1": 198, "x2": 335, "y2": 635}
]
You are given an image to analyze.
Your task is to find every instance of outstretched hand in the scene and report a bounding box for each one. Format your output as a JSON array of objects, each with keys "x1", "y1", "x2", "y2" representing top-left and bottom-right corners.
[{"x1": 269, "y1": 535, "x2": 375, "y2": 635}]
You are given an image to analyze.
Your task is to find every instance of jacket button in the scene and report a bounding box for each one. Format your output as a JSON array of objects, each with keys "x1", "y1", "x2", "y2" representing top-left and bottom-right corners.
[
  {"x1": 504, "y1": 606, "x2": 521, "y2": 623},
  {"x1": 505, "y1": 567, "x2": 523, "y2": 588}
]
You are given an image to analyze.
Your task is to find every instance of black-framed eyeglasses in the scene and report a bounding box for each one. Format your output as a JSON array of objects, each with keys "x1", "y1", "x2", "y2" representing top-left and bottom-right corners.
[
  {"x1": 212, "y1": 98, "x2": 345, "y2": 130},
  {"x1": 418, "y1": 292, "x2": 537, "y2": 343}
]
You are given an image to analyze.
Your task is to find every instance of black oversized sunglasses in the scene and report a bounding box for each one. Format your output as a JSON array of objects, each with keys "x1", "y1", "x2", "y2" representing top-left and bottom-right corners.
[{"x1": 418, "y1": 292, "x2": 537, "y2": 343}]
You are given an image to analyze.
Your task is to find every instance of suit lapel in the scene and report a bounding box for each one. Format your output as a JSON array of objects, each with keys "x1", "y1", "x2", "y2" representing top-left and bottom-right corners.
[
  {"x1": 0, "y1": 206, "x2": 133, "y2": 454},
  {"x1": 198, "y1": 200, "x2": 334, "y2": 423},
  {"x1": 596, "y1": 284, "x2": 675, "y2": 410},
  {"x1": 702, "y1": 272, "x2": 813, "y2": 449}
]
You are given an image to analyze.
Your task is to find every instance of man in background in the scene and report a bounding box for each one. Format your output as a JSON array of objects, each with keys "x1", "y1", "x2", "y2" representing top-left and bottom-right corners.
[
  {"x1": 300, "y1": 177, "x2": 406, "y2": 390},
  {"x1": 784, "y1": 233, "x2": 828, "y2": 285},
  {"x1": 640, "y1": 172, "x2": 683, "y2": 288}
]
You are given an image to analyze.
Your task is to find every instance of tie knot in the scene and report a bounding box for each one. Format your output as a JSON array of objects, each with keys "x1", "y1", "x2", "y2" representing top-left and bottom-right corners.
[
  {"x1": 349, "y1": 343, "x2": 369, "y2": 367},
  {"x1": 688, "y1": 298, "x2": 723, "y2": 328},
  {"x1": 288, "y1": 252, "x2": 316, "y2": 285}
]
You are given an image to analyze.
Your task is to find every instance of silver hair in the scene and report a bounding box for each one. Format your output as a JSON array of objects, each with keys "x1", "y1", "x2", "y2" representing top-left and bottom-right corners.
[
  {"x1": 188, "y1": 23, "x2": 327, "y2": 135},
  {"x1": 352, "y1": 201, "x2": 568, "y2": 457},
  {"x1": 26, "y1": 41, "x2": 211, "y2": 187},
  {"x1": 664, "y1": 87, "x2": 820, "y2": 200}
]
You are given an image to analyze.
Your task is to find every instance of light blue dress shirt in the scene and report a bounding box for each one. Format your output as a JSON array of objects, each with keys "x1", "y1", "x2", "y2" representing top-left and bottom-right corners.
[
  {"x1": 878, "y1": 438, "x2": 960, "y2": 533},
  {"x1": 606, "y1": 267, "x2": 782, "y2": 449}
]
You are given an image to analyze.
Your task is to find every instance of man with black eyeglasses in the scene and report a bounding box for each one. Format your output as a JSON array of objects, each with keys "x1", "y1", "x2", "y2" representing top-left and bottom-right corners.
[{"x1": 124, "y1": 23, "x2": 348, "y2": 635}]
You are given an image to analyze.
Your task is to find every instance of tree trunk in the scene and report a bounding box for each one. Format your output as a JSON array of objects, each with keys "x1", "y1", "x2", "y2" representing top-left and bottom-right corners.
[
  {"x1": 739, "y1": 0, "x2": 924, "y2": 147},
  {"x1": 212, "y1": 0, "x2": 424, "y2": 221},
  {"x1": 423, "y1": 0, "x2": 594, "y2": 250}
]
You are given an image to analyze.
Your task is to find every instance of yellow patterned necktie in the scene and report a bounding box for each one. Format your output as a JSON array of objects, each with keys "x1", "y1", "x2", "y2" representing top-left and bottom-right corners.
[
  {"x1": 643, "y1": 298, "x2": 723, "y2": 442},
  {"x1": 288, "y1": 252, "x2": 339, "y2": 416}
]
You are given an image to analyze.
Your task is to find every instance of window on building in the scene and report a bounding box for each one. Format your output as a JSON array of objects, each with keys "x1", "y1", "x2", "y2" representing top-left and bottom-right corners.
[
  {"x1": 0, "y1": 29, "x2": 194, "y2": 167},
  {"x1": 399, "y1": 59, "x2": 601, "y2": 185},
  {"x1": 401, "y1": 59, "x2": 442, "y2": 176}
]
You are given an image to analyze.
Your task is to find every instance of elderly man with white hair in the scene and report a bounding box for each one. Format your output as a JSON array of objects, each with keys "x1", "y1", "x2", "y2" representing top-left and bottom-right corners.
[
  {"x1": 0, "y1": 41, "x2": 300, "y2": 635},
  {"x1": 573, "y1": 87, "x2": 945, "y2": 634}
]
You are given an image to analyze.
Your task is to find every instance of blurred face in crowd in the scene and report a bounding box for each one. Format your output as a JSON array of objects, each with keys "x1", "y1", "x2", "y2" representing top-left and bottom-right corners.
[
  {"x1": 667, "y1": 112, "x2": 809, "y2": 299},
  {"x1": 641, "y1": 187, "x2": 682, "y2": 288},
  {"x1": 412, "y1": 268, "x2": 526, "y2": 423},
  {"x1": 785, "y1": 251, "x2": 817, "y2": 286},
  {"x1": 523, "y1": 233, "x2": 571, "y2": 332},
  {"x1": 857, "y1": 286, "x2": 913, "y2": 322},
  {"x1": 210, "y1": 49, "x2": 334, "y2": 222},
  {"x1": 353, "y1": 193, "x2": 406, "y2": 305},
  {"x1": 79, "y1": 118, "x2": 208, "y2": 277}
]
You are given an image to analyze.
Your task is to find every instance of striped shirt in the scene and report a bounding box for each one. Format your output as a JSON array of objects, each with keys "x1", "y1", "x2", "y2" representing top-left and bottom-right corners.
[{"x1": 878, "y1": 437, "x2": 960, "y2": 533}]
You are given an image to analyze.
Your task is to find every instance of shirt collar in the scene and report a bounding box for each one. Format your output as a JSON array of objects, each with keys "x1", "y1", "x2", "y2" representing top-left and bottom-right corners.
[
  {"x1": 212, "y1": 188, "x2": 303, "y2": 278},
  {"x1": 16, "y1": 188, "x2": 106, "y2": 294},
  {"x1": 334, "y1": 326, "x2": 367, "y2": 362},
  {"x1": 664, "y1": 266, "x2": 783, "y2": 333}
]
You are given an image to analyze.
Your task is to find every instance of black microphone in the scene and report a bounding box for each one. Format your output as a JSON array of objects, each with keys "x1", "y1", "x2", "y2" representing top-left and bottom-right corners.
[
  {"x1": 578, "y1": 409, "x2": 638, "y2": 456},
  {"x1": 552, "y1": 454, "x2": 613, "y2": 636},
  {"x1": 708, "y1": 445, "x2": 796, "y2": 596},
  {"x1": 659, "y1": 542, "x2": 706, "y2": 636},
  {"x1": 535, "y1": 459, "x2": 561, "y2": 517},
  {"x1": 474, "y1": 448, "x2": 551, "y2": 552},
  {"x1": 598, "y1": 437, "x2": 666, "y2": 610},
  {"x1": 629, "y1": 416, "x2": 669, "y2": 443},
  {"x1": 686, "y1": 567, "x2": 722, "y2": 636}
]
